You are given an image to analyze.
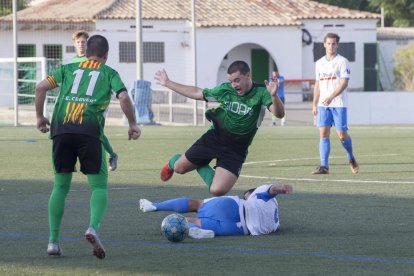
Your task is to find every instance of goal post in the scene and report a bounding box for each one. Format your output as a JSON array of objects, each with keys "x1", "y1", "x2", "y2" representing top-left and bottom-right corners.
[{"x1": 0, "y1": 56, "x2": 48, "y2": 125}]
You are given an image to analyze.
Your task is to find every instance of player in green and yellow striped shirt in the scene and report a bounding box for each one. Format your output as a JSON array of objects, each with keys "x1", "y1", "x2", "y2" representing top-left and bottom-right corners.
[
  {"x1": 36, "y1": 35, "x2": 141, "y2": 259},
  {"x1": 71, "y1": 30, "x2": 118, "y2": 171}
]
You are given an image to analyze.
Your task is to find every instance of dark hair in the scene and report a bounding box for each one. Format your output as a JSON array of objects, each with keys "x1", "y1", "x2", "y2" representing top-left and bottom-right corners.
[
  {"x1": 227, "y1": 60, "x2": 250, "y2": 75},
  {"x1": 243, "y1": 188, "x2": 256, "y2": 200},
  {"x1": 86, "y1": 35, "x2": 109, "y2": 58},
  {"x1": 324, "y1": 33, "x2": 340, "y2": 43},
  {"x1": 72, "y1": 30, "x2": 89, "y2": 41}
]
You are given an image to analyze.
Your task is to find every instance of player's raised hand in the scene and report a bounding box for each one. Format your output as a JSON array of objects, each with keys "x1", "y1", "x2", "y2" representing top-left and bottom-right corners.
[
  {"x1": 128, "y1": 125, "x2": 141, "y2": 140},
  {"x1": 154, "y1": 69, "x2": 169, "y2": 87},
  {"x1": 37, "y1": 116, "x2": 50, "y2": 133},
  {"x1": 264, "y1": 79, "x2": 278, "y2": 97}
]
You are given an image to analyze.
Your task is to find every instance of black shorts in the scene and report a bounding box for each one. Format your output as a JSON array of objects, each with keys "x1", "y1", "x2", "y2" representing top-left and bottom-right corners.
[
  {"x1": 52, "y1": 133, "x2": 103, "y2": 174},
  {"x1": 185, "y1": 129, "x2": 248, "y2": 177}
]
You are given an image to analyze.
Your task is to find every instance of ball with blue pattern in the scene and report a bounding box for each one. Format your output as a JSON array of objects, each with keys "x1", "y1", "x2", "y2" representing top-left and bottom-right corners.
[{"x1": 161, "y1": 213, "x2": 189, "y2": 242}]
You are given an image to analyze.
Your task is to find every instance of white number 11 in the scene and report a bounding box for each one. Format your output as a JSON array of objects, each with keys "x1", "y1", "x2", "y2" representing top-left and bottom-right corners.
[{"x1": 70, "y1": 69, "x2": 100, "y2": 96}]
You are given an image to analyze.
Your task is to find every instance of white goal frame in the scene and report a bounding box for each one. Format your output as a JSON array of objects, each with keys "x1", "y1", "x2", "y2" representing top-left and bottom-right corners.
[{"x1": 0, "y1": 57, "x2": 47, "y2": 125}]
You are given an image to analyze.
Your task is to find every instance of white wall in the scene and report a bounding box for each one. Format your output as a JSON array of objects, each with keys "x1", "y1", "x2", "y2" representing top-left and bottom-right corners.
[
  {"x1": 196, "y1": 26, "x2": 302, "y2": 88},
  {"x1": 96, "y1": 19, "x2": 193, "y2": 91},
  {"x1": 0, "y1": 17, "x2": 379, "y2": 102},
  {"x1": 0, "y1": 30, "x2": 80, "y2": 63},
  {"x1": 348, "y1": 92, "x2": 414, "y2": 124}
]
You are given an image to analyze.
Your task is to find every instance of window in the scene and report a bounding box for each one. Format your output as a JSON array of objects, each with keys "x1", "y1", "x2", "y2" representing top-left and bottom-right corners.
[
  {"x1": 18, "y1": 44, "x2": 35, "y2": 57},
  {"x1": 144, "y1": 42, "x2": 164, "y2": 63},
  {"x1": 66, "y1": 45, "x2": 76, "y2": 53},
  {"x1": 119, "y1": 41, "x2": 165, "y2": 63},
  {"x1": 43, "y1": 44, "x2": 62, "y2": 59},
  {"x1": 43, "y1": 44, "x2": 62, "y2": 73},
  {"x1": 313, "y1": 42, "x2": 355, "y2": 62},
  {"x1": 119, "y1": 42, "x2": 135, "y2": 63}
]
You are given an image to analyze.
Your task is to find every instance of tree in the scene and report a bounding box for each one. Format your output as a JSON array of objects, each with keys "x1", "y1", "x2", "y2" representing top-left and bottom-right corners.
[
  {"x1": 394, "y1": 42, "x2": 414, "y2": 91},
  {"x1": 0, "y1": 0, "x2": 27, "y2": 16},
  {"x1": 313, "y1": 0, "x2": 373, "y2": 12},
  {"x1": 369, "y1": 0, "x2": 414, "y2": 27},
  {"x1": 313, "y1": 0, "x2": 414, "y2": 27}
]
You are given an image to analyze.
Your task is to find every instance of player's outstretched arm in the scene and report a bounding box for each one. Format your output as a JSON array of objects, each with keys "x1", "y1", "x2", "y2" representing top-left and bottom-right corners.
[
  {"x1": 154, "y1": 69, "x2": 204, "y2": 100},
  {"x1": 118, "y1": 90, "x2": 141, "y2": 140},
  {"x1": 35, "y1": 79, "x2": 51, "y2": 133},
  {"x1": 269, "y1": 184, "x2": 293, "y2": 195},
  {"x1": 264, "y1": 79, "x2": 285, "y2": 119}
]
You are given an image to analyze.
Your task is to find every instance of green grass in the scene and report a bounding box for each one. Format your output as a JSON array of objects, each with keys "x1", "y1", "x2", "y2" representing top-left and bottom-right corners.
[{"x1": 1, "y1": 125, "x2": 414, "y2": 275}]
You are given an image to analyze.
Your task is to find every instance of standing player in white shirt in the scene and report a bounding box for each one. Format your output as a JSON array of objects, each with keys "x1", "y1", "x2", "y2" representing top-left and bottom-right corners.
[
  {"x1": 312, "y1": 33, "x2": 359, "y2": 175},
  {"x1": 139, "y1": 184, "x2": 293, "y2": 238}
]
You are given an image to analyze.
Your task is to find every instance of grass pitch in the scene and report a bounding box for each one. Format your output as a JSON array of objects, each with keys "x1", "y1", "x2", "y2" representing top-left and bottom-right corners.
[{"x1": 1, "y1": 125, "x2": 414, "y2": 275}]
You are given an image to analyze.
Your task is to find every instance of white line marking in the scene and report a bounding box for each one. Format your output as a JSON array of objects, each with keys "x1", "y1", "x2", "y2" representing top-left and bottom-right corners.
[
  {"x1": 244, "y1": 154, "x2": 399, "y2": 165},
  {"x1": 240, "y1": 175, "x2": 414, "y2": 184}
]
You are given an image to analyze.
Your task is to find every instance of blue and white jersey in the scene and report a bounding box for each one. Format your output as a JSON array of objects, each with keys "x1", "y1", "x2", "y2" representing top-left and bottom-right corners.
[
  {"x1": 244, "y1": 184, "x2": 280, "y2": 235},
  {"x1": 315, "y1": 54, "x2": 350, "y2": 108}
]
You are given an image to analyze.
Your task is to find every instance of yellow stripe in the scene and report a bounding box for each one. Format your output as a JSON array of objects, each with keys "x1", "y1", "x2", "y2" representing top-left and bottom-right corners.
[
  {"x1": 69, "y1": 103, "x2": 79, "y2": 123},
  {"x1": 79, "y1": 103, "x2": 87, "y2": 124},
  {"x1": 46, "y1": 76, "x2": 58, "y2": 88},
  {"x1": 63, "y1": 102, "x2": 72, "y2": 124}
]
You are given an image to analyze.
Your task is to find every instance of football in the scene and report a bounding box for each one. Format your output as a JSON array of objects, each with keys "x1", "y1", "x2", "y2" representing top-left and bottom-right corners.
[{"x1": 161, "y1": 213, "x2": 189, "y2": 242}]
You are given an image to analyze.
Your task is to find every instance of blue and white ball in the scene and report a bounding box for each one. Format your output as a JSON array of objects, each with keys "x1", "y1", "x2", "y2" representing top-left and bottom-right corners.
[{"x1": 161, "y1": 213, "x2": 189, "y2": 242}]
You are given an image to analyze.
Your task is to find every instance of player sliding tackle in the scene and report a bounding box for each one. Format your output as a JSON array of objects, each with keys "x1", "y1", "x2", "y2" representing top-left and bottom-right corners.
[
  {"x1": 140, "y1": 184, "x2": 293, "y2": 238},
  {"x1": 154, "y1": 61, "x2": 285, "y2": 196}
]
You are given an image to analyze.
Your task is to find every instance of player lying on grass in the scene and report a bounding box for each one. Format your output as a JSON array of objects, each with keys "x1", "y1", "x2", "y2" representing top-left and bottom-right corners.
[{"x1": 140, "y1": 184, "x2": 292, "y2": 238}]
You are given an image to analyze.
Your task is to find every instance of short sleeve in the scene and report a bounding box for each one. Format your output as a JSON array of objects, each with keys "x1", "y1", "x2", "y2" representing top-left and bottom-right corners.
[{"x1": 339, "y1": 58, "x2": 350, "y2": 80}]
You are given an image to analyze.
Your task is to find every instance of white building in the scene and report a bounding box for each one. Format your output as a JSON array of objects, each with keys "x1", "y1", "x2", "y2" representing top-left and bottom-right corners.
[{"x1": 0, "y1": 0, "x2": 380, "y2": 94}]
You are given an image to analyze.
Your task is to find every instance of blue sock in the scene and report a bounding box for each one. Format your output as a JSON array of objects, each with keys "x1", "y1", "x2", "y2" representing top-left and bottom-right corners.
[
  {"x1": 320, "y1": 137, "x2": 330, "y2": 168},
  {"x1": 341, "y1": 136, "x2": 354, "y2": 161},
  {"x1": 154, "y1": 198, "x2": 189, "y2": 213},
  {"x1": 188, "y1": 222, "x2": 199, "y2": 229}
]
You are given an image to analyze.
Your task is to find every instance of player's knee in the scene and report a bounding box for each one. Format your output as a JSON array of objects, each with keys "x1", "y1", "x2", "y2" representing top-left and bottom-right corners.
[
  {"x1": 174, "y1": 166, "x2": 187, "y2": 175},
  {"x1": 338, "y1": 133, "x2": 348, "y2": 141},
  {"x1": 209, "y1": 187, "x2": 227, "y2": 196},
  {"x1": 188, "y1": 199, "x2": 203, "y2": 211}
]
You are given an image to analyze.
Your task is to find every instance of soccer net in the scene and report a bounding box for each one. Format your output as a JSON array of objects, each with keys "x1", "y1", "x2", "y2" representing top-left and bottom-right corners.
[{"x1": 0, "y1": 57, "x2": 54, "y2": 125}]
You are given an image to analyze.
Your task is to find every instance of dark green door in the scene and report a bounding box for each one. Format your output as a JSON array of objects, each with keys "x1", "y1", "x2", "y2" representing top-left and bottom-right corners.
[
  {"x1": 251, "y1": 49, "x2": 269, "y2": 84},
  {"x1": 364, "y1": 43, "x2": 378, "y2": 91}
]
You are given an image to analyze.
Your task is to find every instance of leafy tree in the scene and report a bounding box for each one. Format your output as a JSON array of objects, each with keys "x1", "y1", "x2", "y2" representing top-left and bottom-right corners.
[
  {"x1": 313, "y1": 0, "x2": 373, "y2": 12},
  {"x1": 394, "y1": 42, "x2": 414, "y2": 91},
  {"x1": 369, "y1": 0, "x2": 414, "y2": 27},
  {"x1": 0, "y1": 0, "x2": 27, "y2": 16},
  {"x1": 314, "y1": 0, "x2": 414, "y2": 27}
]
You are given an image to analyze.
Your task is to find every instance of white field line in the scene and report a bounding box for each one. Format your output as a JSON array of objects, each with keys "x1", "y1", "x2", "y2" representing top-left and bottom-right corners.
[
  {"x1": 243, "y1": 153, "x2": 399, "y2": 165},
  {"x1": 242, "y1": 153, "x2": 414, "y2": 184},
  {"x1": 239, "y1": 174, "x2": 414, "y2": 184}
]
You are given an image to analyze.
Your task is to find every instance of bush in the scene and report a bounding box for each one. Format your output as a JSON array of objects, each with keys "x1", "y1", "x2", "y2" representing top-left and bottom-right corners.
[{"x1": 394, "y1": 41, "x2": 414, "y2": 91}]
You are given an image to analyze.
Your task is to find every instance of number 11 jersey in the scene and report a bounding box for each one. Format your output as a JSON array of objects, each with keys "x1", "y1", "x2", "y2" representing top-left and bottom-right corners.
[{"x1": 46, "y1": 59, "x2": 126, "y2": 139}]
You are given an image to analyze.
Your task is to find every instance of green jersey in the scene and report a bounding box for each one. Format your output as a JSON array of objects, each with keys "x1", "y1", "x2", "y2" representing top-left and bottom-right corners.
[
  {"x1": 47, "y1": 59, "x2": 126, "y2": 139},
  {"x1": 203, "y1": 82, "x2": 272, "y2": 146},
  {"x1": 71, "y1": 55, "x2": 88, "y2": 63}
]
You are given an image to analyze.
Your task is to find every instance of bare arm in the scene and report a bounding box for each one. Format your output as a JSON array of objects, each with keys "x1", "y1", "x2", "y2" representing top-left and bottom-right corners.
[
  {"x1": 117, "y1": 90, "x2": 141, "y2": 140},
  {"x1": 312, "y1": 81, "x2": 320, "y2": 117},
  {"x1": 321, "y1": 79, "x2": 348, "y2": 106},
  {"x1": 264, "y1": 79, "x2": 285, "y2": 119},
  {"x1": 154, "y1": 69, "x2": 204, "y2": 100},
  {"x1": 268, "y1": 184, "x2": 293, "y2": 195},
  {"x1": 35, "y1": 79, "x2": 52, "y2": 133}
]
